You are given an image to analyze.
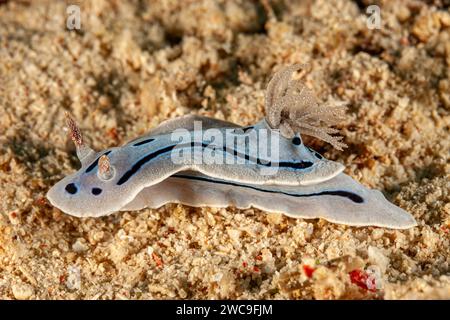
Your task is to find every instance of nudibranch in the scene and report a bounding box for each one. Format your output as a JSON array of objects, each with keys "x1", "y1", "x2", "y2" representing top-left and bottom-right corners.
[{"x1": 47, "y1": 65, "x2": 417, "y2": 229}]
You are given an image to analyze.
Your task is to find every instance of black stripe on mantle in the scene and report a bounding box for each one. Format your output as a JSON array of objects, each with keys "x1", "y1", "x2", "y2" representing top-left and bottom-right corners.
[
  {"x1": 116, "y1": 142, "x2": 314, "y2": 185},
  {"x1": 172, "y1": 173, "x2": 364, "y2": 204}
]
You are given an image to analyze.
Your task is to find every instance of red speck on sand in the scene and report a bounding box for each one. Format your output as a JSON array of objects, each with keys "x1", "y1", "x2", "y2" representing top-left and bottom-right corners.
[
  {"x1": 253, "y1": 266, "x2": 260, "y2": 272},
  {"x1": 302, "y1": 265, "x2": 316, "y2": 278},
  {"x1": 59, "y1": 275, "x2": 66, "y2": 284},
  {"x1": 349, "y1": 269, "x2": 377, "y2": 292},
  {"x1": 152, "y1": 252, "x2": 163, "y2": 267},
  {"x1": 108, "y1": 128, "x2": 119, "y2": 141},
  {"x1": 34, "y1": 197, "x2": 48, "y2": 206},
  {"x1": 242, "y1": 261, "x2": 248, "y2": 268}
]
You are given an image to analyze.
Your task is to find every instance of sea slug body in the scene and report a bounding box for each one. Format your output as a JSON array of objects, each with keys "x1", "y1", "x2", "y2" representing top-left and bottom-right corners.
[{"x1": 47, "y1": 65, "x2": 417, "y2": 229}]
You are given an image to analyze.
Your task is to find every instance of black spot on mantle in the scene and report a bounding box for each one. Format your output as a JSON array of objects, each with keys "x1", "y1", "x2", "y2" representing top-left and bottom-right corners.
[
  {"x1": 65, "y1": 183, "x2": 78, "y2": 194},
  {"x1": 91, "y1": 187, "x2": 102, "y2": 195},
  {"x1": 292, "y1": 137, "x2": 302, "y2": 145}
]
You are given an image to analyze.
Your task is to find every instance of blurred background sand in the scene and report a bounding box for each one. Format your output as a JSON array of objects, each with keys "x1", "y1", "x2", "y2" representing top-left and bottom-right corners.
[{"x1": 0, "y1": 0, "x2": 449, "y2": 299}]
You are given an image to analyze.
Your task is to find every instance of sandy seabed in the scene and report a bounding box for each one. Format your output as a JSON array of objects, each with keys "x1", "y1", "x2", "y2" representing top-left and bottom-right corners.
[{"x1": 0, "y1": 0, "x2": 449, "y2": 300}]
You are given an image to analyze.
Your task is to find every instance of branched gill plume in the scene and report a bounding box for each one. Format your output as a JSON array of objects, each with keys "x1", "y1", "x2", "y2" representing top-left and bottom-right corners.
[{"x1": 265, "y1": 64, "x2": 348, "y2": 151}]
